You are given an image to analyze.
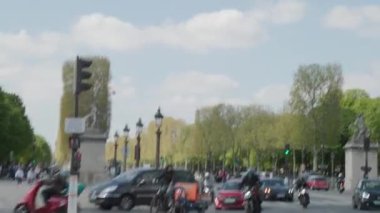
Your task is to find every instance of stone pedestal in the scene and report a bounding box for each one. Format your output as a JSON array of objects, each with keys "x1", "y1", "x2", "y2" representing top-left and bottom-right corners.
[
  {"x1": 344, "y1": 142, "x2": 378, "y2": 191},
  {"x1": 79, "y1": 133, "x2": 108, "y2": 185}
]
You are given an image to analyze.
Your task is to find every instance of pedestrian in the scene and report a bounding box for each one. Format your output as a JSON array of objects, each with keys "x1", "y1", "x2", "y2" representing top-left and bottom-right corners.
[
  {"x1": 27, "y1": 167, "x2": 35, "y2": 184},
  {"x1": 15, "y1": 166, "x2": 24, "y2": 184}
]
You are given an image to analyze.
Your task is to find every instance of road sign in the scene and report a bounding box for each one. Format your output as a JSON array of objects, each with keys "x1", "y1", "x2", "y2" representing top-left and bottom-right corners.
[{"x1": 65, "y1": 118, "x2": 85, "y2": 134}]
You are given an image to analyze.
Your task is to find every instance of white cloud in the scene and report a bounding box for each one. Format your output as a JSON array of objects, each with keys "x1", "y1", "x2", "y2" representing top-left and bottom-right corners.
[
  {"x1": 161, "y1": 71, "x2": 239, "y2": 96},
  {"x1": 253, "y1": 84, "x2": 290, "y2": 110},
  {"x1": 269, "y1": 0, "x2": 306, "y2": 24},
  {"x1": 111, "y1": 76, "x2": 136, "y2": 99},
  {"x1": 71, "y1": 0, "x2": 305, "y2": 51},
  {"x1": 324, "y1": 5, "x2": 380, "y2": 37},
  {"x1": 343, "y1": 61, "x2": 380, "y2": 97}
]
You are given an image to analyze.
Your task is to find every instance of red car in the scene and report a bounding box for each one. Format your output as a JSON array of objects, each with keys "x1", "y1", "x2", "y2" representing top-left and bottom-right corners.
[
  {"x1": 306, "y1": 175, "x2": 329, "y2": 191},
  {"x1": 214, "y1": 179, "x2": 244, "y2": 210}
]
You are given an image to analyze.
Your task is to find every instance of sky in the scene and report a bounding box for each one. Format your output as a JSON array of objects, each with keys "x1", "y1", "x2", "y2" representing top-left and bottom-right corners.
[{"x1": 0, "y1": 0, "x2": 379, "y2": 150}]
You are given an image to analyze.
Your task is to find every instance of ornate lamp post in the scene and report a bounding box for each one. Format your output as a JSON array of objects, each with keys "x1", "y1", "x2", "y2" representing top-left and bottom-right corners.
[
  {"x1": 113, "y1": 131, "x2": 119, "y2": 174},
  {"x1": 135, "y1": 118, "x2": 143, "y2": 168},
  {"x1": 123, "y1": 124, "x2": 130, "y2": 172},
  {"x1": 155, "y1": 108, "x2": 164, "y2": 169}
]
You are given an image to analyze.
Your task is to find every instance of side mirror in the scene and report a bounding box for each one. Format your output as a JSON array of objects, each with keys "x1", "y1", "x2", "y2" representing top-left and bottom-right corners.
[{"x1": 137, "y1": 179, "x2": 145, "y2": 186}]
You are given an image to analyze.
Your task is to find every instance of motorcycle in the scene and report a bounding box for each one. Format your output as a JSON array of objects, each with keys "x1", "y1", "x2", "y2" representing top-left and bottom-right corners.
[
  {"x1": 243, "y1": 185, "x2": 261, "y2": 213},
  {"x1": 298, "y1": 188, "x2": 310, "y2": 209},
  {"x1": 202, "y1": 180, "x2": 215, "y2": 204},
  {"x1": 14, "y1": 180, "x2": 86, "y2": 213},
  {"x1": 337, "y1": 180, "x2": 345, "y2": 193}
]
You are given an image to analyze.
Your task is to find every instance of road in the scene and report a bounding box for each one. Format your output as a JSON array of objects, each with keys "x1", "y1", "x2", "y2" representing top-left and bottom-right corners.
[{"x1": 0, "y1": 180, "x2": 377, "y2": 213}]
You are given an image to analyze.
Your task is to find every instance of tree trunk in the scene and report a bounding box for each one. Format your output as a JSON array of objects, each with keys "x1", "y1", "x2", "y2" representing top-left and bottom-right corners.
[
  {"x1": 313, "y1": 145, "x2": 318, "y2": 171},
  {"x1": 293, "y1": 149, "x2": 296, "y2": 178}
]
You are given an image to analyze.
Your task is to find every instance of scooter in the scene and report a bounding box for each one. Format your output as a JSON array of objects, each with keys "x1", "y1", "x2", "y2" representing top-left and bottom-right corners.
[
  {"x1": 13, "y1": 180, "x2": 86, "y2": 213},
  {"x1": 298, "y1": 188, "x2": 310, "y2": 209}
]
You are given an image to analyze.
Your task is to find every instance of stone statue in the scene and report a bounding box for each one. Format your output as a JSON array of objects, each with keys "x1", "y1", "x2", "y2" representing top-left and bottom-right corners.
[{"x1": 351, "y1": 114, "x2": 369, "y2": 144}]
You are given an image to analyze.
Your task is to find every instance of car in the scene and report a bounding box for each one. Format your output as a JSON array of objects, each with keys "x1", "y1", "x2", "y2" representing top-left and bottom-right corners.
[
  {"x1": 89, "y1": 167, "x2": 196, "y2": 210},
  {"x1": 260, "y1": 178, "x2": 293, "y2": 201},
  {"x1": 306, "y1": 175, "x2": 329, "y2": 190},
  {"x1": 214, "y1": 179, "x2": 244, "y2": 210},
  {"x1": 352, "y1": 179, "x2": 380, "y2": 210}
]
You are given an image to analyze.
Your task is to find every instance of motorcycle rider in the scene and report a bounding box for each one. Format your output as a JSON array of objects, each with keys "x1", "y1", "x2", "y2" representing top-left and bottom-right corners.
[
  {"x1": 156, "y1": 165, "x2": 175, "y2": 205},
  {"x1": 203, "y1": 172, "x2": 214, "y2": 190},
  {"x1": 239, "y1": 169, "x2": 261, "y2": 210},
  {"x1": 41, "y1": 168, "x2": 69, "y2": 204},
  {"x1": 337, "y1": 172, "x2": 344, "y2": 189},
  {"x1": 295, "y1": 176, "x2": 308, "y2": 191}
]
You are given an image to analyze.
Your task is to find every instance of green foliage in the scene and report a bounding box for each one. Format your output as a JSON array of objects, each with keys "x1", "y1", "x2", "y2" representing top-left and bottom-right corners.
[
  {"x1": 0, "y1": 87, "x2": 34, "y2": 163},
  {"x1": 55, "y1": 57, "x2": 111, "y2": 164}
]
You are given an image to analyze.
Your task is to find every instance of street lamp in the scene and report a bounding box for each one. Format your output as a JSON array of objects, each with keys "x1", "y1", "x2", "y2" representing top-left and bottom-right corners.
[
  {"x1": 135, "y1": 118, "x2": 143, "y2": 168},
  {"x1": 363, "y1": 136, "x2": 371, "y2": 178},
  {"x1": 155, "y1": 107, "x2": 164, "y2": 169},
  {"x1": 113, "y1": 131, "x2": 119, "y2": 175},
  {"x1": 123, "y1": 124, "x2": 130, "y2": 172}
]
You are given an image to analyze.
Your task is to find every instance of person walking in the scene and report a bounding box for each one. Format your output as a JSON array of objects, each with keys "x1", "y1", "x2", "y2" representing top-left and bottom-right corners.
[
  {"x1": 27, "y1": 167, "x2": 35, "y2": 184},
  {"x1": 15, "y1": 166, "x2": 24, "y2": 184}
]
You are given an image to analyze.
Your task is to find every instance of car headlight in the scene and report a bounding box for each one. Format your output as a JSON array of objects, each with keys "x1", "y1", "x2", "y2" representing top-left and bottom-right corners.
[
  {"x1": 362, "y1": 192, "x2": 370, "y2": 199},
  {"x1": 98, "y1": 185, "x2": 118, "y2": 198},
  {"x1": 288, "y1": 188, "x2": 294, "y2": 194}
]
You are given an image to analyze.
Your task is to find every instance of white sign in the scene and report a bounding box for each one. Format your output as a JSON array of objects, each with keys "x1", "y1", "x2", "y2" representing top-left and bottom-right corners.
[
  {"x1": 65, "y1": 118, "x2": 85, "y2": 134},
  {"x1": 68, "y1": 175, "x2": 78, "y2": 213}
]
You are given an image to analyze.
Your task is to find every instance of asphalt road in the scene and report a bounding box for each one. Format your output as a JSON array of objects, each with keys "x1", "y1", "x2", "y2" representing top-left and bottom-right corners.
[{"x1": 1, "y1": 180, "x2": 378, "y2": 213}]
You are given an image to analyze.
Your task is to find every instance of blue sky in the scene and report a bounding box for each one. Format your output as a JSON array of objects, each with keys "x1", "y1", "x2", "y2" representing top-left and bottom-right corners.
[{"x1": 0, "y1": 0, "x2": 379, "y2": 149}]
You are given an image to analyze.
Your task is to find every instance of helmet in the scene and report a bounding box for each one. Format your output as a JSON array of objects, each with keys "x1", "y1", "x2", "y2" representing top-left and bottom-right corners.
[
  {"x1": 205, "y1": 172, "x2": 210, "y2": 178},
  {"x1": 165, "y1": 165, "x2": 174, "y2": 173}
]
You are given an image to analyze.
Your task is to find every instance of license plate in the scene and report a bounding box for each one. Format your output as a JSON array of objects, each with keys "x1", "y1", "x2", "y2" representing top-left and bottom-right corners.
[
  {"x1": 277, "y1": 193, "x2": 285, "y2": 198},
  {"x1": 374, "y1": 201, "x2": 380, "y2": 205},
  {"x1": 224, "y1": 198, "x2": 236, "y2": 204}
]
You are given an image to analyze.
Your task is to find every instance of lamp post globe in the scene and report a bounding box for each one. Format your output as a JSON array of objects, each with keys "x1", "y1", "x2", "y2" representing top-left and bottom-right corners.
[
  {"x1": 135, "y1": 118, "x2": 143, "y2": 168},
  {"x1": 155, "y1": 107, "x2": 164, "y2": 169},
  {"x1": 123, "y1": 124, "x2": 130, "y2": 172}
]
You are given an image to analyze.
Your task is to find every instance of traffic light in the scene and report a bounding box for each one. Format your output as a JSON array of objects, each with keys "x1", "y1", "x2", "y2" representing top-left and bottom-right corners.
[
  {"x1": 72, "y1": 150, "x2": 82, "y2": 174},
  {"x1": 284, "y1": 144, "x2": 290, "y2": 156},
  {"x1": 75, "y1": 56, "x2": 93, "y2": 94},
  {"x1": 69, "y1": 135, "x2": 80, "y2": 151}
]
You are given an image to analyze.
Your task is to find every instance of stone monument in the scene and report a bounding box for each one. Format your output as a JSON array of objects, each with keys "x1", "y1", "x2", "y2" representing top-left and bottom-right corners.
[
  {"x1": 79, "y1": 130, "x2": 108, "y2": 185},
  {"x1": 344, "y1": 114, "x2": 378, "y2": 191}
]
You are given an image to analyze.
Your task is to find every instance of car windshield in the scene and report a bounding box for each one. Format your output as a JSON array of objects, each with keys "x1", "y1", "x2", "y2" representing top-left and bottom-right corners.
[
  {"x1": 222, "y1": 181, "x2": 240, "y2": 190},
  {"x1": 363, "y1": 181, "x2": 380, "y2": 190},
  {"x1": 113, "y1": 169, "x2": 139, "y2": 182},
  {"x1": 262, "y1": 180, "x2": 284, "y2": 187},
  {"x1": 311, "y1": 177, "x2": 326, "y2": 181},
  {"x1": 175, "y1": 170, "x2": 196, "y2": 182}
]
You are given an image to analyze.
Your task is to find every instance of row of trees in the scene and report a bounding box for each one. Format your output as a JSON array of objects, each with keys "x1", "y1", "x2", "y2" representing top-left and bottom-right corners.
[
  {"x1": 0, "y1": 87, "x2": 51, "y2": 164},
  {"x1": 105, "y1": 63, "x2": 380, "y2": 174}
]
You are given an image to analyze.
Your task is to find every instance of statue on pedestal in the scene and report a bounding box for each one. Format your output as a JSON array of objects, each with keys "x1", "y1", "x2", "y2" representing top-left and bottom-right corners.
[{"x1": 350, "y1": 114, "x2": 370, "y2": 145}]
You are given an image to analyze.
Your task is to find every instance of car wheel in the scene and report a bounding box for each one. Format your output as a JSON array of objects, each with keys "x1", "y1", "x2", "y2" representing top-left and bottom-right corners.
[
  {"x1": 352, "y1": 199, "x2": 357, "y2": 209},
  {"x1": 119, "y1": 195, "x2": 134, "y2": 211},
  {"x1": 99, "y1": 204, "x2": 112, "y2": 210},
  {"x1": 13, "y1": 204, "x2": 29, "y2": 213},
  {"x1": 358, "y1": 202, "x2": 368, "y2": 210}
]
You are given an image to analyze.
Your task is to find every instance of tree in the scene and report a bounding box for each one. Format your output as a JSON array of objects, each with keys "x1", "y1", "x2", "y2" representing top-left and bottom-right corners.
[
  {"x1": 55, "y1": 57, "x2": 111, "y2": 164},
  {"x1": 0, "y1": 88, "x2": 34, "y2": 163},
  {"x1": 289, "y1": 63, "x2": 343, "y2": 171}
]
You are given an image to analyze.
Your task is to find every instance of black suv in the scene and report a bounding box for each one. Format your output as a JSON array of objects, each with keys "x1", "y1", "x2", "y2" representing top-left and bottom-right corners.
[{"x1": 89, "y1": 167, "x2": 196, "y2": 210}]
